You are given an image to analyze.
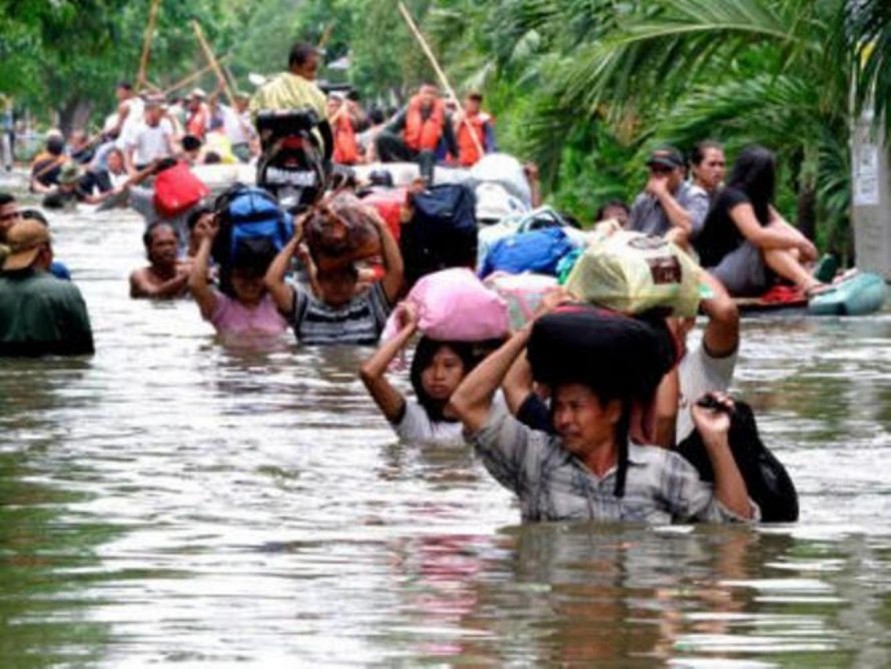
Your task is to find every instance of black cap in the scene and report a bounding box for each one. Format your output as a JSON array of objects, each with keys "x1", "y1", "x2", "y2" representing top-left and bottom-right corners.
[{"x1": 646, "y1": 147, "x2": 685, "y2": 169}]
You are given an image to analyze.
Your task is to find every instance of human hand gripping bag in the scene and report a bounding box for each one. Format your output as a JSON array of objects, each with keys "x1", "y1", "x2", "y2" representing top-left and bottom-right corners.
[
  {"x1": 381, "y1": 267, "x2": 511, "y2": 342},
  {"x1": 563, "y1": 230, "x2": 701, "y2": 317}
]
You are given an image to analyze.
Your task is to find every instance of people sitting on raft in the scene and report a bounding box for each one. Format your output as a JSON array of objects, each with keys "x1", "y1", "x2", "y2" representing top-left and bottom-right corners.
[
  {"x1": 450, "y1": 91, "x2": 496, "y2": 168},
  {"x1": 249, "y1": 41, "x2": 333, "y2": 162},
  {"x1": 375, "y1": 83, "x2": 458, "y2": 182},
  {"x1": 360, "y1": 302, "x2": 501, "y2": 444},
  {"x1": 130, "y1": 221, "x2": 191, "y2": 299},
  {"x1": 694, "y1": 145, "x2": 826, "y2": 298},
  {"x1": 627, "y1": 147, "x2": 710, "y2": 251},
  {"x1": 188, "y1": 215, "x2": 287, "y2": 338},
  {"x1": 264, "y1": 205, "x2": 403, "y2": 345},
  {"x1": 447, "y1": 304, "x2": 757, "y2": 524},
  {"x1": 690, "y1": 140, "x2": 726, "y2": 202}
]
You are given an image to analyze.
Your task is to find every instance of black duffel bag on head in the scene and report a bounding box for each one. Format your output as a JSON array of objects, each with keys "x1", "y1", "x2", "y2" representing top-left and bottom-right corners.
[
  {"x1": 401, "y1": 183, "x2": 478, "y2": 289},
  {"x1": 526, "y1": 304, "x2": 676, "y2": 401},
  {"x1": 676, "y1": 400, "x2": 799, "y2": 522}
]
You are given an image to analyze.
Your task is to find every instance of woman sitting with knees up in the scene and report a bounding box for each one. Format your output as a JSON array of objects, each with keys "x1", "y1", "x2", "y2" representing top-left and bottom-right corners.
[
  {"x1": 188, "y1": 214, "x2": 287, "y2": 339},
  {"x1": 694, "y1": 145, "x2": 825, "y2": 298},
  {"x1": 360, "y1": 302, "x2": 498, "y2": 445},
  {"x1": 448, "y1": 304, "x2": 758, "y2": 523}
]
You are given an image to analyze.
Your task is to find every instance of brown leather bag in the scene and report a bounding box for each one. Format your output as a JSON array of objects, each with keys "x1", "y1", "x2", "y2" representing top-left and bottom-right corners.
[{"x1": 305, "y1": 193, "x2": 382, "y2": 273}]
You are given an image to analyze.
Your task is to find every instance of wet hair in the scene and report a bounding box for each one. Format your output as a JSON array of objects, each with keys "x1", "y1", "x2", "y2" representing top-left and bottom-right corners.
[
  {"x1": 410, "y1": 337, "x2": 478, "y2": 422},
  {"x1": 46, "y1": 135, "x2": 65, "y2": 156},
  {"x1": 0, "y1": 192, "x2": 14, "y2": 207},
  {"x1": 691, "y1": 140, "x2": 724, "y2": 166},
  {"x1": 182, "y1": 134, "x2": 202, "y2": 152},
  {"x1": 466, "y1": 92, "x2": 483, "y2": 102},
  {"x1": 316, "y1": 263, "x2": 359, "y2": 283},
  {"x1": 116, "y1": 81, "x2": 133, "y2": 91},
  {"x1": 288, "y1": 42, "x2": 318, "y2": 69},
  {"x1": 186, "y1": 206, "x2": 212, "y2": 231},
  {"x1": 219, "y1": 238, "x2": 277, "y2": 298},
  {"x1": 142, "y1": 221, "x2": 175, "y2": 250},
  {"x1": 21, "y1": 209, "x2": 49, "y2": 226},
  {"x1": 594, "y1": 200, "x2": 629, "y2": 222},
  {"x1": 368, "y1": 108, "x2": 385, "y2": 125},
  {"x1": 726, "y1": 145, "x2": 776, "y2": 225}
]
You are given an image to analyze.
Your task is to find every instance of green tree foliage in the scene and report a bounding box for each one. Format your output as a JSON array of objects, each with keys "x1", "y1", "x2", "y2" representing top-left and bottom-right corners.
[{"x1": 3, "y1": 0, "x2": 891, "y2": 252}]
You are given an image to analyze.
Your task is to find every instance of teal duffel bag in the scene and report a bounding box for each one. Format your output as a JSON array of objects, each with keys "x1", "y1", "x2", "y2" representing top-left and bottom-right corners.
[{"x1": 808, "y1": 271, "x2": 887, "y2": 316}]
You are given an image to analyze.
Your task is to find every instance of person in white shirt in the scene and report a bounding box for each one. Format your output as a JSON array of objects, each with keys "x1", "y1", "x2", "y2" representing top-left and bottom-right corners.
[{"x1": 124, "y1": 96, "x2": 176, "y2": 175}]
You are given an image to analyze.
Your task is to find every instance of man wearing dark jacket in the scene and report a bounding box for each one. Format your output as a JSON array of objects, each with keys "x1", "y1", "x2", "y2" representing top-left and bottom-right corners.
[{"x1": 0, "y1": 217, "x2": 94, "y2": 356}]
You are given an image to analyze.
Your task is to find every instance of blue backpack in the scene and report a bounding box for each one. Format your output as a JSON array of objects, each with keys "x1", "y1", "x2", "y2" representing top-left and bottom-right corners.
[
  {"x1": 212, "y1": 185, "x2": 294, "y2": 269},
  {"x1": 480, "y1": 227, "x2": 576, "y2": 277}
]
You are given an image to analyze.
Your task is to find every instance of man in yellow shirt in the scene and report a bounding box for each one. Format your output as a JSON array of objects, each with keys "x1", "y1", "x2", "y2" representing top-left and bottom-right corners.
[{"x1": 249, "y1": 42, "x2": 333, "y2": 162}]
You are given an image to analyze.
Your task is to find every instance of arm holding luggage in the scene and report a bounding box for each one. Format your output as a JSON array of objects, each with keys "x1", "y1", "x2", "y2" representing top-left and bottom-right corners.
[
  {"x1": 265, "y1": 219, "x2": 305, "y2": 316},
  {"x1": 360, "y1": 303, "x2": 417, "y2": 422},
  {"x1": 188, "y1": 217, "x2": 219, "y2": 320},
  {"x1": 691, "y1": 393, "x2": 753, "y2": 519}
]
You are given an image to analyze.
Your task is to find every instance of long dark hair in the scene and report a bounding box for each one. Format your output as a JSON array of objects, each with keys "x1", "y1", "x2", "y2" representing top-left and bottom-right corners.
[
  {"x1": 410, "y1": 337, "x2": 478, "y2": 422},
  {"x1": 726, "y1": 145, "x2": 776, "y2": 224}
]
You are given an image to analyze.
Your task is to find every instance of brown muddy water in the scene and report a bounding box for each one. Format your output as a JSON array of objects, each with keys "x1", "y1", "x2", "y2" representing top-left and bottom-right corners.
[{"x1": 2, "y1": 176, "x2": 891, "y2": 667}]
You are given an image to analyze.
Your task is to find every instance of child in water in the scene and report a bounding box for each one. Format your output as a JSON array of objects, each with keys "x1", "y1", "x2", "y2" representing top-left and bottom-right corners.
[
  {"x1": 265, "y1": 207, "x2": 403, "y2": 345},
  {"x1": 188, "y1": 215, "x2": 287, "y2": 338},
  {"x1": 360, "y1": 303, "x2": 489, "y2": 444}
]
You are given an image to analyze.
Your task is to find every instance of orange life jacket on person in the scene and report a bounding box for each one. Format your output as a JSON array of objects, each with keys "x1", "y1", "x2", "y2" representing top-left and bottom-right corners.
[
  {"x1": 456, "y1": 112, "x2": 492, "y2": 166},
  {"x1": 404, "y1": 96, "x2": 445, "y2": 152},
  {"x1": 332, "y1": 113, "x2": 359, "y2": 165}
]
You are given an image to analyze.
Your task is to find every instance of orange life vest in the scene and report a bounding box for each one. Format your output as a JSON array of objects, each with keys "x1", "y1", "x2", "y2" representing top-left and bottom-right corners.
[
  {"x1": 456, "y1": 112, "x2": 492, "y2": 166},
  {"x1": 404, "y1": 96, "x2": 445, "y2": 152},
  {"x1": 332, "y1": 113, "x2": 359, "y2": 165}
]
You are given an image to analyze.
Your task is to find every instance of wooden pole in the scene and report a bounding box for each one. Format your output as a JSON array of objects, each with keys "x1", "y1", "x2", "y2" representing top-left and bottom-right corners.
[
  {"x1": 162, "y1": 58, "x2": 229, "y2": 96},
  {"x1": 396, "y1": 1, "x2": 484, "y2": 159},
  {"x1": 136, "y1": 0, "x2": 162, "y2": 90},
  {"x1": 192, "y1": 20, "x2": 237, "y2": 109},
  {"x1": 317, "y1": 24, "x2": 334, "y2": 50}
]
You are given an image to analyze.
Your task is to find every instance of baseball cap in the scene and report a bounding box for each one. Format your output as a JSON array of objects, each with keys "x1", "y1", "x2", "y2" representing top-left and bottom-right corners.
[{"x1": 646, "y1": 147, "x2": 685, "y2": 170}]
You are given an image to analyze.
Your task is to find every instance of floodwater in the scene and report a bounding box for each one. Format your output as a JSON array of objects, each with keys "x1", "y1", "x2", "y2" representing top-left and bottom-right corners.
[{"x1": 2, "y1": 189, "x2": 891, "y2": 667}]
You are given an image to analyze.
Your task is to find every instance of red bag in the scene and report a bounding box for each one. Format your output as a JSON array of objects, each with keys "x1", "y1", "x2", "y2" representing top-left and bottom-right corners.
[
  {"x1": 360, "y1": 187, "x2": 406, "y2": 241},
  {"x1": 153, "y1": 162, "x2": 210, "y2": 218}
]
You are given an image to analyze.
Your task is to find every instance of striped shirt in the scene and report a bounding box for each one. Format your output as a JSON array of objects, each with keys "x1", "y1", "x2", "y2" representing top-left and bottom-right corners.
[
  {"x1": 292, "y1": 282, "x2": 391, "y2": 345},
  {"x1": 469, "y1": 404, "x2": 757, "y2": 524}
]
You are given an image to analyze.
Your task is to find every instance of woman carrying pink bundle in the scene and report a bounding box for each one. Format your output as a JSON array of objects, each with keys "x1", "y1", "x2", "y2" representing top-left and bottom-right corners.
[{"x1": 188, "y1": 215, "x2": 287, "y2": 339}]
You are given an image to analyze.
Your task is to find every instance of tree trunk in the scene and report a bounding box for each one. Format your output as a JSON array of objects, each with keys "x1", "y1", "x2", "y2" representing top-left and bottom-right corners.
[
  {"x1": 57, "y1": 98, "x2": 94, "y2": 137},
  {"x1": 796, "y1": 184, "x2": 817, "y2": 241}
]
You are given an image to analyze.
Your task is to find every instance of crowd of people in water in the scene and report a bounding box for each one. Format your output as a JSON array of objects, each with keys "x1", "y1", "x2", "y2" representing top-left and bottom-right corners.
[{"x1": 0, "y1": 40, "x2": 826, "y2": 525}]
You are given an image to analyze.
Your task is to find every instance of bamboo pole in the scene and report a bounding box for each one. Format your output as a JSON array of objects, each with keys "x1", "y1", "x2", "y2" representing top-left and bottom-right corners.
[
  {"x1": 317, "y1": 24, "x2": 334, "y2": 50},
  {"x1": 136, "y1": 0, "x2": 163, "y2": 90},
  {"x1": 192, "y1": 20, "x2": 236, "y2": 109},
  {"x1": 396, "y1": 1, "x2": 484, "y2": 159},
  {"x1": 162, "y1": 58, "x2": 229, "y2": 96}
]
